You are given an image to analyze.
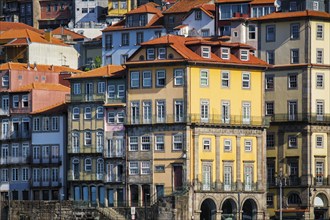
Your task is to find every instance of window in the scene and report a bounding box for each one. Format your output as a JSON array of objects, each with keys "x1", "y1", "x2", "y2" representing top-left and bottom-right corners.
[
  {"x1": 121, "y1": 54, "x2": 128, "y2": 64},
  {"x1": 155, "y1": 166, "x2": 165, "y2": 173},
  {"x1": 313, "y1": 1, "x2": 319, "y2": 10},
  {"x1": 72, "y1": 133, "x2": 79, "y2": 152},
  {"x1": 136, "y1": 32, "x2": 144, "y2": 45},
  {"x1": 129, "y1": 162, "x2": 139, "y2": 175},
  {"x1": 129, "y1": 137, "x2": 138, "y2": 151},
  {"x1": 156, "y1": 100, "x2": 166, "y2": 123},
  {"x1": 175, "y1": 100, "x2": 184, "y2": 122},
  {"x1": 240, "y1": 50, "x2": 249, "y2": 61},
  {"x1": 316, "y1": 135, "x2": 323, "y2": 148},
  {"x1": 131, "y1": 101, "x2": 140, "y2": 124},
  {"x1": 316, "y1": 74, "x2": 323, "y2": 88},
  {"x1": 13, "y1": 95, "x2": 19, "y2": 108},
  {"x1": 147, "y1": 48, "x2": 155, "y2": 60},
  {"x1": 51, "y1": 145, "x2": 59, "y2": 159},
  {"x1": 266, "y1": 51, "x2": 275, "y2": 65},
  {"x1": 22, "y1": 168, "x2": 29, "y2": 181},
  {"x1": 224, "y1": 165, "x2": 232, "y2": 191},
  {"x1": 85, "y1": 158, "x2": 92, "y2": 172},
  {"x1": 290, "y1": 23, "x2": 300, "y2": 39},
  {"x1": 316, "y1": 161, "x2": 324, "y2": 184},
  {"x1": 2, "y1": 75, "x2": 9, "y2": 87},
  {"x1": 201, "y1": 47, "x2": 210, "y2": 58},
  {"x1": 155, "y1": 31, "x2": 162, "y2": 38},
  {"x1": 98, "y1": 82, "x2": 105, "y2": 94},
  {"x1": 221, "y1": 47, "x2": 230, "y2": 59},
  {"x1": 288, "y1": 193, "x2": 301, "y2": 205},
  {"x1": 202, "y1": 163, "x2": 211, "y2": 190},
  {"x1": 288, "y1": 136, "x2": 297, "y2": 148},
  {"x1": 141, "y1": 136, "x2": 151, "y2": 151},
  {"x1": 316, "y1": 49, "x2": 323, "y2": 64},
  {"x1": 130, "y1": 71, "x2": 139, "y2": 88},
  {"x1": 117, "y1": 85, "x2": 125, "y2": 98},
  {"x1": 221, "y1": 71, "x2": 230, "y2": 87},
  {"x1": 316, "y1": 24, "x2": 323, "y2": 39},
  {"x1": 266, "y1": 102, "x2": 274, "y2": 115},
  {"x1": 51, "y1": 117, "x2": 59, "y2": 131},
  {"x1": 201, "y1": 29, "x2": 210, "y2": 37},
  {"x1": 33, "y1": 118, "x2": 40, "y2": 131},
  {"x1": 42, "y1": 117, "x2": 50, "y2": 131},
  {"x1": 143, "y1": 101, "x2": 152, "y2": 124},
  {"x1": 168, "y1": 16, "x2": 174, "y2": 24},
  {"x1": 290, "y1": 49, "x2": 299, "y2": 64},
  {"x1": 96, "y1": 107, "x2": 104, "y2": 119},
  {"x1": 117, "y1": 111, "x2": 124, "y2": 123},
  {"x1": 155, "y1": 135, "x2": 164, "y2": 151},
  {"x1": 72, "y1": 107, "x2": 80, "y2": 120},
  {"x1": 120, "y1": 1, "x2": 127, "y2": 9},
  {"x1": 84, "y1": 131, "x2": 92, "y2": 145},
  {"x1": 105, "y1": 55, "x2": 112, "y2": 65},
  {"x1": 142, "y1": 71, "x2": 152, "y2": 88},
  {"x1": 242, "y1": 72, "x2": 250, "y2": 88},
  {"x1": 174, "y1": 69, "x2": 184, "y2": 86},
  {"x1": 266, "y1": 25, "x2": 275, "y2": 42},
  {"x1": 242, "y1": 102, "x2": 251, "y2": 124},
  {"x1": 244, "y1": 165, "x2": 253, "y2": 190},
  {"x1": 173, "y1": 133, "x2": 183, "y2": 150},
  {"x1": 108, "y1": 85, "x2": 115, "y2": 98},
  {"x1": 267, "y1": 134, "x2": 275, "y2": 148},
  {"x1": 288, "y1": 74, "x2": 297, "y2": 88},
  {"x1": 248, "y1": 25, "x2": 256, "y2": 39},
  {"x1": 156, "y1": 70, "x2": 166, "y2": 87},
  {"x1": 288, "y1": 101, "x2": 297, "y2": 120},
  {"x1": 12, "y1": 168, "x2": 19, "y2": 181},
  {"x1": 200, "y1": 70, "x2": 209, "y2": 86},
  {"x1": 82, "y1": 8, "x2": 88, "y2": 13},
  {"x1": 201, "y1": 100, "x2": 209, "y2": 122},
  {"x1": 141, "y1": 161, "x2": 150, "y2": 174},
  {"x1": 1, "y1": 96, "x2": 9, "y2": 111},
  {"x1": 221, "y1": 101, "x2": 230, "y2": 123},
  {"x1": 96, "y1": 131, "x2": 103, "y2": 152},
  {"x1": 47, "y1": 4, "x2": 51, "y2": 12},
  {"x1": 84, "y1": 107, "x2": 92, "y2": 119},
  {"x1": 108, "y1": 112, "x2": 115, "y2": 123},
  {"x1": 289, "y1": 1, "x2": 297, "y2": 11},
  {"x1": 195, "y1": 10, "x2": 202, "y2": 20},
  {"x1": 105, "y1": 35, "x2": 113, "y2": 50},
  {"x1": 139, "y1": 14, "x2": 146, "y2": 26},
  {"x1": 265, "y1": 75, "x2": 274, "y2": 90},
  {"x1": 244, "y1": 140, "x2": 252, "y2": 151},
  {"x1": 203, "y1": 139, "x2": 211, "y2": 151},
  {"x1": 158, "y1": 48, "x2": 166, "y2": 59},
  {"x1": 224, "y1": 139, "x2": 231, "y2": 151},
  {"x1": 121, "y1": 33, "x2": 129, "y2": 46},
  {"x1": 267, "y1": 194, "x2": 274, "y2": 207},
  {"x1": 316, "y1": 100, "x2": 324, "y2": 121}
]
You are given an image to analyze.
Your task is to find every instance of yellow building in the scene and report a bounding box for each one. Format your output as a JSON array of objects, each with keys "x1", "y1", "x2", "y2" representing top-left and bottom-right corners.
[{"x1": 125, "y1": 35, "x2": 269, "y2": 219}]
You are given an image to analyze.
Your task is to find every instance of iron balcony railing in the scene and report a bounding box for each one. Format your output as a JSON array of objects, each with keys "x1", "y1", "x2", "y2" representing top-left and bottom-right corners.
[
  {"x1": 65, "y1": 93, "x2": 105, "y2": 103},
  {"x1": 67, "y1": 146, "x2": 104, "y2": 154},
  {"x1": 31, "y1": 157, "x2": 62, "y2": 165},
  {"x1": 68, "y1": 172, "x2": 119, "y2": 182},
  {"x1": 0, "y1": 156, "x2": 31, "y2": 165},
  {"x1": 0, "y1": 109, "x2": 9, "y2": 115},
  {"x1": 0, "y1": 131, "x2": 30, "y2": 140},
  {"x1": 126, "y1": 114, "x2": 269, "y2": 127},
  {"x1": 30, "y1": 178, "x2": 62, "y2": 188},
  {"x1": 268, "y1": 113, "x2": 330, "y2": 123},
  {"x1": 314, "y1": 177, "x2": 329, "y2": 186},
  {"x1": 104, "y1": 148, "x2": 125, "y2": 158},
  {"x1": 197, "y1": 182, "x2": 258, "y2": 192}
]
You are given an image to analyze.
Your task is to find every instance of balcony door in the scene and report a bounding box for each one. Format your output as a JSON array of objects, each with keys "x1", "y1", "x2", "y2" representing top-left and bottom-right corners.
[
  {"x1": 288, "y1": 101, "x2": 297, "y2": 121},
  {"x1": 85, "y1": 83, "x2": 93, "y2": 101}
]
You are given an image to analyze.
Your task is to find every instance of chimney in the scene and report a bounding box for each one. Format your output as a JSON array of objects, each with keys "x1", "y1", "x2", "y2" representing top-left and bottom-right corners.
[
  {"x1": 45, "y1": 30, "x2": 52, "y2": 42},
  {"x1": 34, "y1": 62, "x2": 37, "y2": 71}
]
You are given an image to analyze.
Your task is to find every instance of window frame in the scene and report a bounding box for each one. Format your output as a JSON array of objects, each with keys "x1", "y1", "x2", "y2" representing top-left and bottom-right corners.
[
  {"x1": 242, "y1": 72, "x2": 250, "y2": 89},
  {"x1": 72, "y1": 107, "x2": 80, "y2": 120},
  {"x1": 201, "y1": 46, "x2": 211, "y2": 58},
  {"x1": 290, "y1": 23, "x2": 300, "y2": 40},
  {"x1": 265, "y1": 101, "x2": 274, "y2": 116},
  {"x1": 200, "y1": 69, "x2": 209, "y2": 87},
  {"x1": 316, "y1": 135, "x2": 323, "y2": 148},
  {"x1": 121, "y1": 33, "x2": 129, "y2": 46},
  {"x1": 155, "y1": 134, "x2": 165, "y2": 151},
  {"x1": 203, "y1": 138, "x2": 211, "y2": 151},
  {"x1": 316, "y1": 73, "x2": 324, "y2": 89},
  {"x1": 173, "y1": 133, "x2": 183, "y2": 151},
  {"x1": 142, "y1": 71, "x2": 152, "y2": 88},
  {"x1": 130, "y1": 71, "x2": 140, "y2": 88},
  {"x1": 129, "y1": 161, "x2": 139, "y2": 175},
  {"x1": 84, "y1": 158, "x2": 92, "y2": 172},
  {"x1": 316, "y1": 24, "x2": 324, "y2": 40},
  {"x1": 221, "y1": 47, "x2": 230, "y2": 59},
  {"x1": 158, "y1": 48, "x2": 166, "y2": 59},
  {"x1": 266, "y1": 25, "x2": 275, "y2": 42},
  {"x1": 221, "y1": 71, "x2": 230, "y2": 88},
  {"x1": 129, "y1": 136, "x2": 138, "y2": 151},
  {"x1": 156, "y1": 70, "x2": 166, "y2": 87},
  {"x1": 147, "y1": 48, "x2": 155, "y2": 60},
  {"x1": 224, "y1": 139, "x2": 232, "y2": 152},
  {"x1": 84, "y1": 107, "x2": 92, "y2": 120},
  {"x1": 288, "y1": 135, "x2": 297, "y2": 148},
  {"x1": 288, "y1": 74, "x2": 298, "y2": 89},
  {"x1": 174, "y1": 69, "x2": 184, "y2": 86},
  {"x1": 290, "y1": 49, "x2": 299, "y2": 64},
  {"x1": 244, "y1": 140, "x2": 252, "y2": 152},
  {"x1": 84, "y1": 131, "x2": 92, "y2": 146},
  {"x1": 316, "y1": 48, "x2": 323, "y2": 64}
]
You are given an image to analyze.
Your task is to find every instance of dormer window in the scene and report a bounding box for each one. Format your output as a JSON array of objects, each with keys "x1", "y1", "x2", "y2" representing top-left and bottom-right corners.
[
  {"x1": 195, "y1": 10, "x2": 202, "y2": 20},
  {"x1": 147, "y1": 48, "x2": 155, "y2": 60},
  {"x1": 2, "y1": 75, "x2": 9, "y2": 87},
  {"x1": 120, "y1": 1, "x2": 127, "y2": 9},
  {"x1": 139, "y1": 14, "x2": 147, "y2": 26},
  {"x1": 240, "y1": 50, "x2": 249, "y2": 61},
  {"x1": 221, "y1": 47, "x2": 230, "y2": 59},
  {"x1": 201, "y1": 46, "x2": 211, "y2": 58},
  {"x1": 158, "y1": 48, "x2": 166, "y2": 59}
]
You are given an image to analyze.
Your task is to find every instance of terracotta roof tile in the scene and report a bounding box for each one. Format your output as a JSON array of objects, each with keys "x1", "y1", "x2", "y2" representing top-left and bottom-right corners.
[
  {"x1": 31, "y1": 102, "x2": 67, "y2": 115},
  {"x1": 52, "y1": 27, "x2": 87, "y2": 41},
  {"x1": 126, "y1": 3, "x2": 162, "y2": 15},
  {"x1": 11, "y1": 83, "x2": 70, "y2": 93},
  {"x1": 4, "y1": 38, "x2": 29, "y2": 46},
  {"x1": 163, "y1": 0, "x2": 211, "y2": 14},
  {"x1": 250, "y1": 0, "x2": 275, "y2": 5},
  {"x1": 0, "y1": 62, "x2": 81, "y2": 73},
  {"x1": 215, "y1": 0, "x2": 251, "y2": 3},
  {"x1": 68, "y1": 65, "x2": 126, "y2": 79},
  {"x1": 251, "y1": 10, "x2": 330, "y2": 21},
  {"x1": 133, "y1": 35, "x2": 268, "y2": 67},
  {"x1": 0, "y1": 29, "x2": 68, "y2": 46},
  {"x1": 0, "y1": 21, "x2": 43, "y2": 34}
]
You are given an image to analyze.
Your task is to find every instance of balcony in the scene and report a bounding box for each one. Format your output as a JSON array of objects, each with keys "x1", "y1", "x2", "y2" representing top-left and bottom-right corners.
[
  {"x1": 105, "y1": 174, "x2": 123, "y2": 183},
  {"x1": 104, "y1": 149, "x2": 125, "y2": 158},
  {"x1": 67, "y1": 172, "x2": 106, "y2": 182},
  {"x1": 32, "y1": 157, "x2": 62, "y2": 165},
  {"x1": 126, "y1": 114, "x2": 269, "y2": 127},
  {"x1": 269, "y1": 113, "x2": 330, "y2": 123},
  {"x1": 0, "y1": 131, "x2": 30, "y2": 140},
  {"x1": 106, "y1": 96, "x2": 125, "y2": 105},
  {"x1": 0, "y1": 156, "x2": 31, "y2": 165},
  {"x1": 65, "y1": 93, "x2": 105, "y2": 103},
  {"x1": 0, "y1": 109, "x2": 9, "y2": 115},
  {"x1": 31, "y1": 178, "x2": 62, "y2": 188},
  {"x1": 287, "y1": 176, "x2": 300, "y2": 186},
  {"x1": 314, "y1": 177, "x2": 329, "y2": 186},
  {"x1": 197, "y1": 182, "x2": 258, "y2": 192},
  {"x1": 67, "y1": 146, "x2": 104, "y2": 154}
]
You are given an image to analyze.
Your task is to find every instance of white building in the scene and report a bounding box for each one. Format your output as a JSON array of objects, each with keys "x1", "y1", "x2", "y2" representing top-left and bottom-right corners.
[
  {"x1": 102, "y1": 3, "x2": 166, "y2": 65},
  {"x1": 74, "y1": 0, "x2": 108, "y2": 27}
]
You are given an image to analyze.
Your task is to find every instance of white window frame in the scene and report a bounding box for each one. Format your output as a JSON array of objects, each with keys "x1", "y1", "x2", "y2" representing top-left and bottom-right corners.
[
  {"x1": 84, "y1": 131, "x2": 92, "y2": 146},
  {"x1": 2, "y1": 75, "x2": 9, "y2": 87},
  {"x1": 173, "y1": 133, "x2": 183, "y2": 150},
  {"x1": 13, "y1": 95, "x2": 19, "y2": 108},
  {"x1": 156, "y1": 70, "x2": 166, "y2": 87},
  {"x1": 221, "y1": 71, "x2": 230, "y2": 88},
  {"x1": 174, "y1": 69, "x2": 184, "y2": 86},
  {"x1": 203, "y1": 138, "x2": 211, "y2": 151},
  {"x1": 85, "y1": 158, "x2": 92, "y2": 172},
  {"x1": 147, "y1": 48, "x2": 155, "y2": 60},
  {"x1": 242, "y1": 72, "x2": 250, "y2": 89},
  {"x1": 155, "y1": 135, "x2": 165, "y2": 151},
  {"x1": 98, "y1": 82, "x2": 105, "y2": 94},
  {"x1": 51, "y1": 117, "x2": 59, "y2": 131},
  {"x1": 73, "y1": 83, "x2": 81, "y2": 95},
  {"x1": 129, "y1": 136, "x2": 138, "y2": 151},
  {"x1": 316, "y1": 135, "x2": 323, "y2": 148},
  {"x1": 200, "y1": 70, "x2": 209, "y2": 86},
  {"x1": 224, "y1": 139, "x2": 232, "y2": 152},
  {"x1": 72, "y1": 107, "x2": 80, "y2": 120},
  {"x1": 96, "y1": 106, "x2": 104, "y2": 119},
  {"x1": 201, "y1": 46, "x2": 210, "y2": 58},
  {"x1": 244, "y1": 140, "x2": 252, "y2": 151},
  {"x1": 141, "y1": 136, "x2": 151, "y2": 151},
  {"x1": 129, "y1": 162, "x2": 139, "y2": 175},
  {"x1": 240, "y1": 50, "x2": 249, "y2": 61},
  {"x1": 158, "y1": 48, "x2": 166, "y2": 59},
  {"x1": 130, "y1": 71, "x2": 140, "y2": 88},
  {"x1": 84, "y1": 107, "x2": 92, "y2": 119},
  {"x1": 141, "y1": 161, "x2": 150, "y2": 175},
  {"x1": 221, "y1": 47, "x2": 230, "y2": 59},
  {"x1": 117, "y1": 85, "x2": 125, "y2": 98},
  {"x1": 316, "y1": 24, "x2": 323, "y2": 39},
  {"x1": 142, "y1": 71, "x2": 152, "y2": 88},
  {"x1": 108, "y1": 85, "x2": 115, "y2": 98}
]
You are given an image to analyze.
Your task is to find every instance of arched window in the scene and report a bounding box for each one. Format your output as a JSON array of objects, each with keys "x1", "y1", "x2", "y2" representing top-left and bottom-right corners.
[
  {"x1": 72, "y1": 132, "x2": 80, "y2": 152},
  {"x1": 288, "y1": 192, "x2": 301, "y2": 204},
  {"x1": 72, "y1": 107, "x2": 80, "y2": 120},
  {"x1": 97, "y1": 158, "x2": 104, "y2": 175},
  {"x1": 96, "y1": 131, "x2": 104, "y2": 152},
  {"x1": 72, "y1": 158, "x2": 80, "y2": 180},
  {"x1": 85, "y1": 158, "x2": 92, "y2": 172}
]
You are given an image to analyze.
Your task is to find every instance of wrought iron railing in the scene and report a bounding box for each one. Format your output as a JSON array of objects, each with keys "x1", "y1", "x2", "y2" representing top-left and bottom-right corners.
[{"x1": 268, "y1": 113, "x2": 330, "y2": 123}]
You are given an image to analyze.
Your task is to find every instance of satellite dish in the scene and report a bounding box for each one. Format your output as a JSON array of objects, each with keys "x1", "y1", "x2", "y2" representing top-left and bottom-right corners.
[{"x1": 274, "y1": 0, "x2": 281, "y2": 11}]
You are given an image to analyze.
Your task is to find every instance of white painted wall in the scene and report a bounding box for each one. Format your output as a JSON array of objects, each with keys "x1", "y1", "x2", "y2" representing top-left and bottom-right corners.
[
  {"x1": 182, "y1": 10, "x2": 215, "y2": 37},
  {"x1": 75, "y1": 0, "x2": 98, "y2": 24},
  {"x1": 29, "y1": 43, "x2": 79, "y2": 69}
]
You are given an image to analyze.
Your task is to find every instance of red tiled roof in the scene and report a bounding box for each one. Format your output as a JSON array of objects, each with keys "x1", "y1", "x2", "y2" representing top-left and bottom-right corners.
[
  {"x1": 251, "y1": 10, "x2": 330, "y2": 21},
  {"x1": 4, "y1": 38, "x2": 29, "y2": 46},
  {"x1": 163, "y1": 0, "x2": 210, "y2": 14},
  {"x1": 0, "y1": 21, "x2": 43, "y2": 34},
  {"x1": 250, "y1": 0, "x2": 275, "y2": 5},
  {"x1": 68, "y1": 65, "x2": 126, "y2": 79},
  {"x1": 52, "y1": 27, "x2": 86, "y2": 41},
  {"x1": 187, "y1": 4, "x2": 215, "y2": 19},
  {"x1": 0, "y1": 29, "x2": 68, "y2": 46},
  {"x1": 126, "y1": 3, "x2": 162, "y2": 15},
  {"x1": 215, "y1": 0, "x2": 251, "y2": 3},
  {"x1": 0, "y1": 62, "x2": 81, "y2": 73},
  {"x1": 31, "y1": 102, "x2": 67, "y2": 115},
  {"x1": 11, "y1": 82, "x2": 70, "y2": 93},
  {"x1": 132, "y1": 35, "x2": 267, "y2": 67}
]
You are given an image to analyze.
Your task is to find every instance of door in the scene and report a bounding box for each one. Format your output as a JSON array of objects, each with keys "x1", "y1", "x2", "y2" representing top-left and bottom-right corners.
[
  {"x1": 242, "y1": 103, "x2": 251, "y2": 124},
  {"x1": 288, "y1": 101, "x2": 297, "y2": 120},
  {"x1": 1, "y1": 120, "x2": 9, "y2": 139},
  {"x1": 202, "y1": 165, "x2": 211, "y2": 190},
  {"x1": 222, "y1": 102, "x2": 230, "y2": 123},
  {"x1": 173, "y1": 165, "x2": 183, "y2": 191},
  {"x1": 85, "y1": 83, "x2": 93, "y2": 101}
]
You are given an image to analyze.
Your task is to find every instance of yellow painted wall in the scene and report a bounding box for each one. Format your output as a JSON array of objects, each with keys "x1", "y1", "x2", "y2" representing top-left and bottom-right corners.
[
  {"x1": 311, "y1": 20, "x2": 330, "y2": 65},
  {"x1": 311, "y1": 132, "x2": 328, "y2": 177}
]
